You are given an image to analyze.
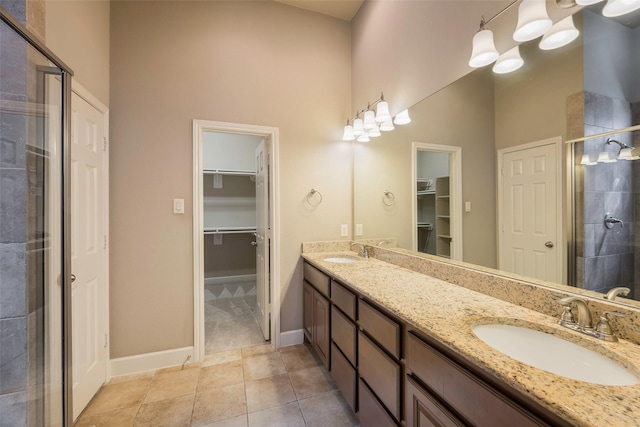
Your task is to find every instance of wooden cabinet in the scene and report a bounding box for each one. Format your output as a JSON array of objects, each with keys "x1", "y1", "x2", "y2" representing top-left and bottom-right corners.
[
  {"x1": 406, "y1": 331, "x2": 556, "y2": 427},
  {"x1": 303, "y1": 262, "x2": 330, "y2": 367},
  {"x1": 303, "y1": 281, "x2": 313, "y2": 343},
  {"x1": 312, "y1": 290, "x2": 330, "y2": 366}
]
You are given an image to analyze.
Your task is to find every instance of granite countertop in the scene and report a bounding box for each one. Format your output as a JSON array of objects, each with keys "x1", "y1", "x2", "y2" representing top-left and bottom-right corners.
[{"x1": 302, "y1": 250, "x2": 640, "y2": 427}]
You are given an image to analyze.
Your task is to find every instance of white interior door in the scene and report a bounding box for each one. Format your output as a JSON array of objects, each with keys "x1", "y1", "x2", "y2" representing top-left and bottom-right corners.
[
  {"x1": 499, "y1": 138, "x2": 561, "y2": 282},
  {"x1": 255, "y1": 139, "x2": 270, "y2": 340},
  {"x1": 71, "y1": 91, "x2": 108, "y2": 420}
]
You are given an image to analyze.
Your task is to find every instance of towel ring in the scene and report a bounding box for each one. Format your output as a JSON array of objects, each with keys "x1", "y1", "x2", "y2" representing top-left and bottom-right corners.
[
  {"x1": 383, "y1": 190, "x2": 395, "y2": 206},
  {"x1": 307, "y1": 188, "x2": 322, "y2": 206}
]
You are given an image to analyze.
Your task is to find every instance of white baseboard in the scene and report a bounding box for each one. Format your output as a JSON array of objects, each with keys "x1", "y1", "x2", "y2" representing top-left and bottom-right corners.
[
  {"x1": 279, "y1": 329, "x2": 304, "y2": 347},
  {"x1": 204, "y1": 274, "x2": 256, "y2": 286},
  {"x1": 110, "y1": 346, "x2": 194, "y2": 378}
]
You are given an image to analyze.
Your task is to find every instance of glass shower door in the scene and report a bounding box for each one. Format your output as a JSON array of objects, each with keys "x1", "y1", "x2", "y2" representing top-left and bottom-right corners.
[{"x1": 1, "y1": 17, "x2": 65, "y2": 426}]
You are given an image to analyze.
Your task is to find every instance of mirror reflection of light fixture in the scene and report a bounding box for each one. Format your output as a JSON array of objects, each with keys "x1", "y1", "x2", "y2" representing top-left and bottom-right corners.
[
  {"x1": 394, "y1": 109, "x2": 411, "y2": 125},
  {"x1": 617, "y1": 147, "x2": 640, "y2": 160},
  {"x1": 513, "y1": 0, "x2": 553, "y2": 42},
  {"x1": 603, "y1": 0, "x2": 640, "y2": 17},
  {"x1": 492, "y1": 46, "x2": 524, "y2": 74},
  {"x1": 575, "y1": 0, "x2": 604, "y2": 4},
  {"x1": 597, "y1": 151, "x2": 616, "y2": 163},
  {"x1": 469, "y1": 18, "x2": 500, "y2": 68},
  {"x1": 342, "y1": 93, "x2": 411, "y2": 141},
  {"x1": 581, "y1": 154, "x2": 597, "y2": 165},
  {"x1": 539, "y1": 15, "x2": 580, "y2": 50}
]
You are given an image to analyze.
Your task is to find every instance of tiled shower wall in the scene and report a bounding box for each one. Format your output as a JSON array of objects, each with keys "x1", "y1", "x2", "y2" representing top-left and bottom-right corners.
[{"x1": 572, "y1": 91, "x2": 638, "y2": 298}]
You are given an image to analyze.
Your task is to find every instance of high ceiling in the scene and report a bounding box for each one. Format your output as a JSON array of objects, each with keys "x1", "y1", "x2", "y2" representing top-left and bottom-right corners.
[{"x1": 274, "y1": 0, "x2": 365, "y2": 21}]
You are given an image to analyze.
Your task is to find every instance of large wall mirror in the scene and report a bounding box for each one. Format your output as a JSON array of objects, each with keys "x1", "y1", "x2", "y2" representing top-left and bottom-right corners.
[{"x1": 353, "y1": 5, "x2": 640, "y2": 307}]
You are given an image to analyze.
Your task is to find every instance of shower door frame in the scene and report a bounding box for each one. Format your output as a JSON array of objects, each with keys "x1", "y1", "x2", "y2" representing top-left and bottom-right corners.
[{"x1": 0, "y1": 7, "x2": 75, "y2": 425}]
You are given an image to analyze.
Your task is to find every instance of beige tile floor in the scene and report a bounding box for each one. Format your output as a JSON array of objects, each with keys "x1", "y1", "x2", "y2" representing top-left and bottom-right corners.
[{"x1": 75, "y1": 343, "x2": 360, "y2": 427}]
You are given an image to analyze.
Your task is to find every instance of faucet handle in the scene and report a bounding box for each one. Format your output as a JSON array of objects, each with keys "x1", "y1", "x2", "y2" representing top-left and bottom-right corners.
[
  {"x1": 559, "y1": 306, "x2": 575, "y2": 326},
  {"x1": 595, "y1": 311, "x2": 625, "y2": 342}
]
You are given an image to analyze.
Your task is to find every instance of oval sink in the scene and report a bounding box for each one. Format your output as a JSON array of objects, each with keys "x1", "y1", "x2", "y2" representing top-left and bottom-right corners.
[
  {"x1": 323, "y1": 257, "x2": 359, "y2": 264},
  {"x1": 472, "y1": 324, "x2": 639, "y2": 386}
]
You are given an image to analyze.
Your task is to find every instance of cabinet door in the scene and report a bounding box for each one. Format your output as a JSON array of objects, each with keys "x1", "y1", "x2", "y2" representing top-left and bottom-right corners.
[
  {"x1": 313, "y1": 291, "x2": 330, "y2": 367},
  {"x1": 303, "y1": 281, "x2": 313, "y2": 343},
  {"x1": 406, "y1": 375, "x2": 464, "y2": 427}
]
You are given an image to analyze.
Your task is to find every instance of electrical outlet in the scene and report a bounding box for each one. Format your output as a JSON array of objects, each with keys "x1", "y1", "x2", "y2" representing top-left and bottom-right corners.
[
  {"x1": 356, "y1": 224, "x2": 363, "y2": 236},
  {"x1": 340, "y1": 224, "x2": 348, "y2": 237}
]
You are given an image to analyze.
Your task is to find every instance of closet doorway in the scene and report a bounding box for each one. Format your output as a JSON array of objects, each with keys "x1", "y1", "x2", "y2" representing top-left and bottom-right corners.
[
  {"x1": 411, "y1": 142, "x2": 463, "y2": 261},
  {"x1": 193, "y1": 120, "x2": 280, "y2": 361}
]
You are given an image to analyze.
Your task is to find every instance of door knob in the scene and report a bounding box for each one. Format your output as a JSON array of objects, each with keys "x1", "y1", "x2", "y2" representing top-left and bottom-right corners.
[
  {"x1": 545, "y1": 242, "x2": 554, "y2": 248},
  {"x1": 71, "y1": 274, "x2": 76, "y2": 282},
  {"x1": 251, "y1": 241, "x2": 257, "y2": 246}
]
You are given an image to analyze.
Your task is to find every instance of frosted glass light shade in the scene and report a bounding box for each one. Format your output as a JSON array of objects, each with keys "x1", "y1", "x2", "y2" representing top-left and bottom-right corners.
[
  {"x1": 469, "y1": 29, "x2": 500, "y2": 68},
  {"x1": 342, "y1": 125, "x2": 355, "y2": 141},
  {"x1": 357, "y1": 133, "x2": 370, "y2": 143},
  {"x1": 492, "y1": 46, "x2": 524, "y2": 74},
  {"x1": 618, "y1": 148, "x2": 640, "y2": 160},
  {"x1": 539, "y1": 16, "x2": 580, "y2": 50},
  {"x1": 597, "y1": 151, "x2": 616, "y2": 163},
  {"x1": 580, "y1": 154, "x2": 597, "y2": 165},
  {"x1": 380, "y1": 119, "x2": 395, "y2": 132},
  {"x1": 576, "y1": 0, "x2": 604, "y2": 4},
  {"x1": 363, "y1": 110, "x2": 377, "y2": 130},
  {"x1": 394, "y1": 109, "x2": 411, "y2": 125},
  {"x1": 513, "y1": 0, "x2": 553, "y2": 42},
  {"x1": 375, "y1": 101, "x2": 391, "y2": 123},
  {"x1": 368, "y1": 124, "x2": 381, "y2": 137},
  {"x1": 352, "y1": 118, "x2": 364, "y2": 136},
  {"x1": 603, "y1": 0, "x2": 640, "y2": 17}
]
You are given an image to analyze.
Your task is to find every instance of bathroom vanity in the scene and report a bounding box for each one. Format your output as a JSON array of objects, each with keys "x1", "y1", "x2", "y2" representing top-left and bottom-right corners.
[{"x1": 301, "y1": 243, "x2": 640, "y2": 427}]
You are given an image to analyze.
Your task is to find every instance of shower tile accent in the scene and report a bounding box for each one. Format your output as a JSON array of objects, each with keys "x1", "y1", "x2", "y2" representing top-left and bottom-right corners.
[{"x1": 574, "y1": 91, "x2": 636, "y2": 294}]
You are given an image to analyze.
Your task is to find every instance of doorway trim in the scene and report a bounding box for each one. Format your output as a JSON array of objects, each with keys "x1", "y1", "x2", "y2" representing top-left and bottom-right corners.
[
  {"x1": 496, "y1": 136, "x2": 564, "y2": 282},
  {"x1": 411, "y1": 142, "x2": 463, "y2": 261},
  {"x1": 192, "y1": 120, "x2": 280, "y2": 361}
]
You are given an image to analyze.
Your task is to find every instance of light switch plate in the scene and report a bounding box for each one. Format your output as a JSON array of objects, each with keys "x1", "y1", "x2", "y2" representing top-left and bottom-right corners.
[
  {"x1": 340, "y1": 224, "x2": 348, "y2": 237},
  {"x1": 356, "y1": 224, "x2": 363, "y2": 236},
  {"x1": 173, "y1": 198, "x2": 185, "y2": 214},
  {"x1": 465, "y1": 201, "x2": 471, "y2": 213}
]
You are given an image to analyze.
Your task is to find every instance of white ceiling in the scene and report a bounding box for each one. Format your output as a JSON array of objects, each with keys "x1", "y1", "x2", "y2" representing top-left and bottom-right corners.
[{"x1": 274, "y1": 0, "x2": 365, "y2": 21}]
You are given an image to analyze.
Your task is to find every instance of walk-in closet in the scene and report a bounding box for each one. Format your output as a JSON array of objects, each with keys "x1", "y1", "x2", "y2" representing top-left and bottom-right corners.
[
  {"x1": 416, "y1": 151, "x2": 450, "y2": 257},
  {"x1": 202, "y1": 132, "x2": 266, "y2": 353}
]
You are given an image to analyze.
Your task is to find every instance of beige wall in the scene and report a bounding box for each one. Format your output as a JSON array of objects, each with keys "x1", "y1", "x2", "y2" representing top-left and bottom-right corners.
[
  {"x1": 109, "y1": 1, "x2": 351, "y2": 358},
  {"x1": 354, "y1": 68, "x2": 497, "y2": 268},
  {"x1": 45, "y1": 0, "x2": 110, "y2": 106}
]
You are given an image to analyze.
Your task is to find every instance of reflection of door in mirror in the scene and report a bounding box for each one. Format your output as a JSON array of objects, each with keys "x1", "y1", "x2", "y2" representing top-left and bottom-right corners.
[
  {"x1": 497, "y1": 137, "x2": 563, "y2": 283},
  {"x1": 412, "y1": 143, "x2": 462, "y2": 260}
]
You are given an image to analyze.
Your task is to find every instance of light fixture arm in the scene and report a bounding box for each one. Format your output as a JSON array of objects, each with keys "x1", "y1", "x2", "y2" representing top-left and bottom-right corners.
[{"x1": 346, "y1": 92, "x2": 386, "y2": 124}]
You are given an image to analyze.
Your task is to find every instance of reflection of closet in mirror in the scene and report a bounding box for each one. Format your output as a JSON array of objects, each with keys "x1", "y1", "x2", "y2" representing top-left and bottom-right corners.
[
  {"x1": 202, "y1": 132, "x2": 264, "y2": 353},
  {"x1": 415, "y1": 151, "x2": 449, "y2": 256}
]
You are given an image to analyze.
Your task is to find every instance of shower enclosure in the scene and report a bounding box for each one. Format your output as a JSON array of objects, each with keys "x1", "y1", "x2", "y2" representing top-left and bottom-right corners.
[{"x1": 1, "y1": 7, "x2": 72, "y2": 426}]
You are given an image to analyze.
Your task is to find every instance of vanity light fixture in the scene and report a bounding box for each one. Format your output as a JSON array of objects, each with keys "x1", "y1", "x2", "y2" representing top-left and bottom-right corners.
[
  {"x1": 469, "y1": 18, "x2": 500, "y2": 68},
  {"x1": 342, "y1": 93, "x2": 411, "y2": 141},
  {"x1": 513, "y1": 0, "x2": 553, "y2": 42},
  {"x1": 492, "y1": 46, "x2": 524, "y2": 74},
  {"x1": 539, "y1": 15, "x2": 580, "y2": 50},
  {"x1": 596, "y1": 151, "x2": 616, "y2": 163},
  {"x1": 617, "y1": 147, "x2": 640, "y2": 160},
  {"x1": 602, "y1": 0, "x2": 640, "y2": 17},
  {"x1": 580, "y1": 154, "x2": 597, "y2": 165}
]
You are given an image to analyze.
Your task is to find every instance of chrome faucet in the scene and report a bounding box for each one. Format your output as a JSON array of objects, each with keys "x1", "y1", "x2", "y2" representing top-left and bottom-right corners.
[
  {"x1": 605, "y1": 287, "x2": 630, "y2": 301},
  {"x1": 350, "y1": 243, "x2": 368, "y2": 258},
  {"x1": 559, "y1": 296, "x2": 593, "y2": 330}
]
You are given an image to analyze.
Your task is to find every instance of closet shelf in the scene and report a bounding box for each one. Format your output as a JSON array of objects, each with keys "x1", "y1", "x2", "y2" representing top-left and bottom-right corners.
[
  {"x1": 204, "y1": 226, "x2": 256, "y2": 235},
  {"x1": 204, "y1": 169, "x2": 256, "y2": 176},
  {"x1": 417, "y1": 191, "x2": 435, "y2": 196}
]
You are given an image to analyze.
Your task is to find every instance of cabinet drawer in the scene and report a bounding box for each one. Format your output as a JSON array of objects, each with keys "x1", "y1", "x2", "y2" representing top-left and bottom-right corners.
[
  {"x1": 406, "y1": 375, "x2": 464, "y2": 427},
  {"x1": 331, "y1": 344, "x2": 356, "y2": 412},
  {"x1": 304, "y1": 262, "x2": 330, "y2": 297},
  {"x1": 358, "y1": 331, "x2": 401, "y2": 421},
  {"x1": 331, "y1": 280, "x2": 356, "y2": 320},
  {"x1": 358, "y1": 378, "x2": 397, "y2": 427},
  {"x1": 331, "y1": 306, "x2": 356, "y2": 365},
  {"x1": 359, "y1": 299, "x2": 401, "y2": 358},
  {"x1": 406, "y1": 331, "x2": 546, "y2": 427}
]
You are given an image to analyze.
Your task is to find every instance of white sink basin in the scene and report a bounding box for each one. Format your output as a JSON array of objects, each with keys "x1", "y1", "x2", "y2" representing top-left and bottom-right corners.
[
  {"x1": 323, "y1": 257, "x2": 359, "y2": 264},
  {"x1": 472, "y1": 324, "x2": 639, "y2": 386}
]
